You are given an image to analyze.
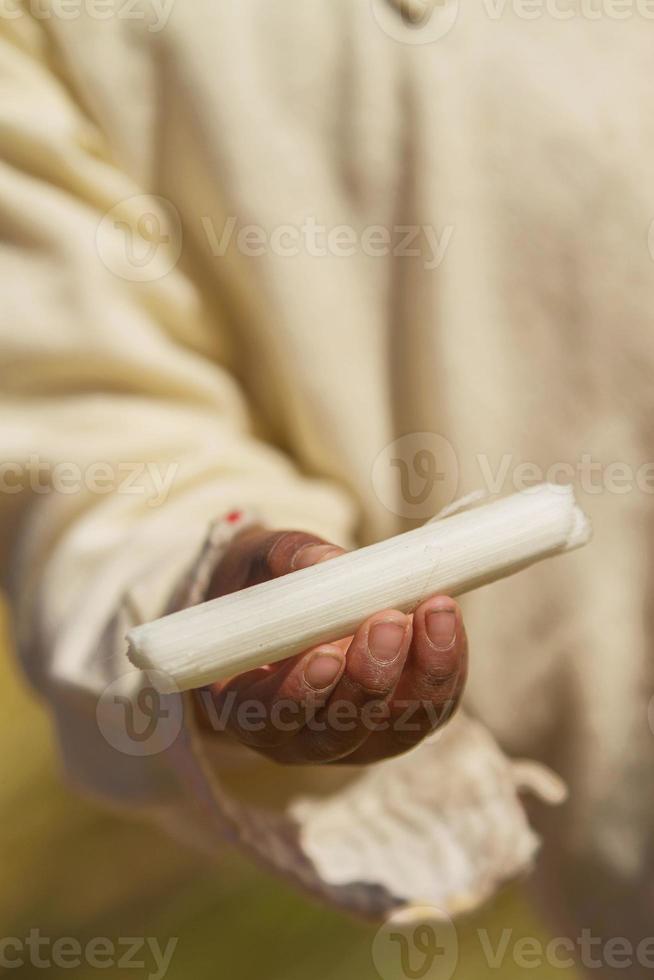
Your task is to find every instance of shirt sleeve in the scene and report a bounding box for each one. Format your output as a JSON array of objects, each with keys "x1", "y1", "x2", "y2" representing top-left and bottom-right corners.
[
  {"x1": 0, "y1": 10, "x2": 354, "y2": 813},
  {"x1": 0, "y1": 11, "x2": 564, "y2": 920}
]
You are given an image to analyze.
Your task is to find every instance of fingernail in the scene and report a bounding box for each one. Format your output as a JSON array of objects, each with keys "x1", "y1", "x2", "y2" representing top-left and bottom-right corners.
[
  {"x1": 426, "y1": 608, "x2": 456, "y2": 650},
  {"x1": 368, "y1": 620, "x2": 406, "y2": 664},
  {"x1": 292, "y1": 544, "x2": 342, "y2": 570},
  {"x1": 304, "y1": 650, "x2": 343, "y2": 690}
]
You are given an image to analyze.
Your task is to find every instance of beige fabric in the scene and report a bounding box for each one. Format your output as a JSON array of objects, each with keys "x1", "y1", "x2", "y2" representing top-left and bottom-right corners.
[{"x1": 1, "y1": 0, "x2": 652, "y2": 931}]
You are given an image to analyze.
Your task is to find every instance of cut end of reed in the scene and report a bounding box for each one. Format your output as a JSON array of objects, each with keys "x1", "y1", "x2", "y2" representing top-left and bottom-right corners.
[
  {"x1": 535, "y1": 482, "x2": 592, "y2": 552},
  {"x1": 568, "y1": 504, "x2": 593, "y2": 550},
  {"x1": 126, "y1": 634, "x2": 182, "y2": 694},
  {"x1": 125, "y1": 635, "x2": 141, "y2": 670}
]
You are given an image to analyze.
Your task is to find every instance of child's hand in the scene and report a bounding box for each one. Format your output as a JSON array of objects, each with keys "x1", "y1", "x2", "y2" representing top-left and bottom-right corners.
[{"x1": 194, "y1": 527, "x2": 468, "y2": 764}]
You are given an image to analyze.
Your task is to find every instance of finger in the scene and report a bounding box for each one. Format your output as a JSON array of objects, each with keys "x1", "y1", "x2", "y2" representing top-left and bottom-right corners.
[
  {"x1": 268, "y1": 610, "x2": 412, "y2": 765},
  {"x1": 265, "y1": 530, "x2": 345, "y2": 576},
  {"x1": 207, "y1": 527, "x2": 345, "y2": 598},
  {"x1": 196, "y1": 641, "x2": 347, "y2": 747},
  {"x1": 352, "y1": 597, "x2": 467, "y2": 762},
  {"x1": 242, "y1": 529, "x2": 346, "y2": 684},
  {"x1": 243, "y1": 529, "x2": 346, "y2": 685}
]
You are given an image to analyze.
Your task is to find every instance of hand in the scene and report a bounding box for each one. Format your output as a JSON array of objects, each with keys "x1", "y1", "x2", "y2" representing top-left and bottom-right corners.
[{"x1": 194, "y1": 527, "x2": 468, "y2": 764}]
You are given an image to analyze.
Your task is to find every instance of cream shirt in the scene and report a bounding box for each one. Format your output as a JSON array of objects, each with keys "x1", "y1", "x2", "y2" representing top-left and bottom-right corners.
[{"x1": 1, "y1": 0, "x2": 652, "y2": 933}]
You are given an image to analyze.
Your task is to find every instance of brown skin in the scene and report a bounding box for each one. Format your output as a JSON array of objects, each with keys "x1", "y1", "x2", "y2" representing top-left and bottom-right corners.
[{"x1": 194, "y1": 527, "x2": 468, "y2": 765}]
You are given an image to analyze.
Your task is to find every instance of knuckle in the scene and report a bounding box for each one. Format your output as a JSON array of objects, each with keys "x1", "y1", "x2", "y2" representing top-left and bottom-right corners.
[
  {"x1": 237, "y1": 531, "x2": 283, "y2": 585},
  {"x1": 229, "y1": 693, "x2": 308, "y2": 747},
  {"x1": 340, "y1": 670, "x2": 393, "y2": 701},
  {"x1": 265, "y1": 530, "x2": 324, "y2": 576},
  {"x1": 421, "y1": 652, "x2": 464, "y2": 689},
  {"x1": 300, "y1": 711, "x2": 365, "y2": 762}
]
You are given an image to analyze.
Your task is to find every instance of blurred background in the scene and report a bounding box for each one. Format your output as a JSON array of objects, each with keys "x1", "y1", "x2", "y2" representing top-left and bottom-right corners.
[{"x1": 0, "y1": 597, "x2": 578, "y2": 979}]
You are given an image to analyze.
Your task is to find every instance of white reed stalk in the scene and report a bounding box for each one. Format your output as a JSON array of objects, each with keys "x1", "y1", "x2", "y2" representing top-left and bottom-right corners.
[{"x1": 127, "y1": 484, "x2": 590, "y2": 692}]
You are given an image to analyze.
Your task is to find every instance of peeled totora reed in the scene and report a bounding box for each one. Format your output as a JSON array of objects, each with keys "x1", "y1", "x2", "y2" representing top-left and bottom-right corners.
[{"x1": 127, "y1": 483, "x2": 591, "y2": 693}]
